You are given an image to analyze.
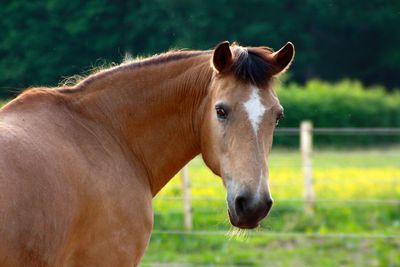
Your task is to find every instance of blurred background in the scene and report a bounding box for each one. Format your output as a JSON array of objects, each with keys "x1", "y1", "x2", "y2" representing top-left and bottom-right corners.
[{"x1": 1, "y1": 1, "x2": 399, "y2": 266}]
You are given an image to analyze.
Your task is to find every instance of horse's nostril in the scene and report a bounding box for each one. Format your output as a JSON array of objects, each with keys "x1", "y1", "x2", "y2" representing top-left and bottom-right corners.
[
  {"x1": 233, "y1": 193, "x2": 273, "y2": 220},
  {"x1": 234, "y1": 195, "x2": 248, "y2": 217}
]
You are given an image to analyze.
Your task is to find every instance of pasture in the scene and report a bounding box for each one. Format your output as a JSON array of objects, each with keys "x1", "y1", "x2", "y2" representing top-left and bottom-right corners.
[{"x1": 144, "y1": 147, "x2": 400, "y2": 266}]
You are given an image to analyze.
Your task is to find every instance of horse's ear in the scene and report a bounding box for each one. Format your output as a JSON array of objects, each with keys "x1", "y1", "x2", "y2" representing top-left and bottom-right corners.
[
  {"x1": 212, "y1": 41, "x2": 233, "y2": 73},
  {"x1": 271, "y1": 42, "x2": 295, "y2": 76}
]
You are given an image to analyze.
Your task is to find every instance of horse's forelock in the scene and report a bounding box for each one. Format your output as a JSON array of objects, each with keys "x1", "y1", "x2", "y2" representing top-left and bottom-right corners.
[{"x1": 231, "y1": 46, "x2": 277, "y2": 88}]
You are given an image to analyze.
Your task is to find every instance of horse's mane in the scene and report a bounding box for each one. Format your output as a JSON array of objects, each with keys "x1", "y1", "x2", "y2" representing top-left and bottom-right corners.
[{"x1": 59, "y1": 49, "x2": 211, "y2": 90}]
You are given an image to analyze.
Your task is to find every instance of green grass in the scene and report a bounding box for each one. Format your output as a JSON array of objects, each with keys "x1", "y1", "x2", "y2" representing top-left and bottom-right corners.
[{"x1": 142, "y1": 148, "x2": 400, "y2": 267}]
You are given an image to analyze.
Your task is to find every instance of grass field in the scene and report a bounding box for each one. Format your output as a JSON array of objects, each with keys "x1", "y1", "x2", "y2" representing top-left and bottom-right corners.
[{"x1": 143, "y1": 147, "x2": 400, "y2": 267}]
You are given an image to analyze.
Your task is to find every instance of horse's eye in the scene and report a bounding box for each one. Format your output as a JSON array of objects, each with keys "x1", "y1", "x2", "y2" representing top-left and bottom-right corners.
[
  {"x1": 276, "y1": 111, "x2": 284, "y2": 126},
  {"x1": 215, "y1": 105, "x2": 228, "y2": 120}
]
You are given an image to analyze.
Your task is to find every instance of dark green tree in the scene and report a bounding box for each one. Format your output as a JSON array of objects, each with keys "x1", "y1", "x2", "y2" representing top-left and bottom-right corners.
[{"x1": 1, "y1": 0, "x2": 399, "y2": 97}]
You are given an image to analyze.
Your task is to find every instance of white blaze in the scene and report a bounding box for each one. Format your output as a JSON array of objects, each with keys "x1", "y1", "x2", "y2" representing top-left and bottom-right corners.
[
  {"x1": 243, "y1": 86, "x2": 270, "y2": 199},
  {"x1": 243, "y1": 86, "x2": 267, "y2": 135}
]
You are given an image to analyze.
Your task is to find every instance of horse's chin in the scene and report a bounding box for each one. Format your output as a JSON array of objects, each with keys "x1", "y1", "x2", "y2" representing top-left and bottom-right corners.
[{"x1": 228, "y1": 209, "x2": 260, "y2": 230}]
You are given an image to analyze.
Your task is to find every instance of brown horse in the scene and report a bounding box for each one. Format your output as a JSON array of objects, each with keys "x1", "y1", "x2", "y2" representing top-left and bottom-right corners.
[{"x1": 0, "y1": 41, "x2": 294, "y2": 266}]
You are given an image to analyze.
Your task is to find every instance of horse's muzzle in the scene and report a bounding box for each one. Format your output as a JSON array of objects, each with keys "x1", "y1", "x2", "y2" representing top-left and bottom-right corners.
[{"x1": 227, "y1": 191, "x2": 273, "y2": 229}]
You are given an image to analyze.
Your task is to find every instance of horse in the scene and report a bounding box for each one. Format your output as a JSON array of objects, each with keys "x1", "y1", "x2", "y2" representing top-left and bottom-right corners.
[{"x1": 0, "y1": 40, "x2": 294, "y2": 266}]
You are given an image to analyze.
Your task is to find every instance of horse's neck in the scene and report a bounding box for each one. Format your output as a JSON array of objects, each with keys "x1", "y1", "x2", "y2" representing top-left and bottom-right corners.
[{"x1": 72, "y1": 55, "x2": 213, "y2": 195}]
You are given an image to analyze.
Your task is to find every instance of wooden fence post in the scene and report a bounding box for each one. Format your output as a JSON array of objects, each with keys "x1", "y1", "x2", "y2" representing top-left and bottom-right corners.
[
  {"x1": 300, "y1": 121, "x2": 315, "y2": 214},
  {"x1": 180, "y1": 165, "x2": 193, "y2": 230}
]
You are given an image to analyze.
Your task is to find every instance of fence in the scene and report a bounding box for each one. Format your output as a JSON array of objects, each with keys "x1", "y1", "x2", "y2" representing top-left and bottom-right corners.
[
  {"x1": 174, "y1": 122, "x2": 400, "y2": 229},
  {"x1": 146, "y1": 123, "x2": 400, "y2": 266}
]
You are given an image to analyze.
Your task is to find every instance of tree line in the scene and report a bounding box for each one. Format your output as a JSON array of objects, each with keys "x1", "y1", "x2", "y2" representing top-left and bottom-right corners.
[{"x1": 1, "y1": 0, "x2": 399, "y2": 97}]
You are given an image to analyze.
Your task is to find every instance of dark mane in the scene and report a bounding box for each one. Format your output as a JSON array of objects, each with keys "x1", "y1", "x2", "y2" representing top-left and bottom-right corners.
[{"x1": 231, "y1": 46, "x2": 277, "y2": 87}]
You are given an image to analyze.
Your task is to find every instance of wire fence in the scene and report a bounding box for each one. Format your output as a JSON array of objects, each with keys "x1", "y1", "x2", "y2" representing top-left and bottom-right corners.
[
  {"x1": 145, "y1": 125, "x2": 400, "y2": 266},
  {"x1": 151, "y1": 230, "x2": 400, "y2": 239},
  {"x1": 157, "y1": 123, "x2": 399, "y2": 221},
  {"x1": 275, "y1": 127, "x2": 400, "y2": 135}
]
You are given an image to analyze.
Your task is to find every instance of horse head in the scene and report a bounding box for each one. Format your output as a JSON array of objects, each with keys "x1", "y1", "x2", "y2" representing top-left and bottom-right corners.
[{"x1": 201, "y1": 41, "x2": 295, "y2": 229}]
